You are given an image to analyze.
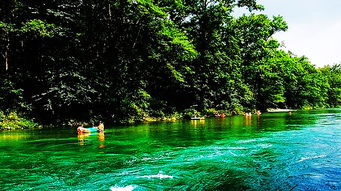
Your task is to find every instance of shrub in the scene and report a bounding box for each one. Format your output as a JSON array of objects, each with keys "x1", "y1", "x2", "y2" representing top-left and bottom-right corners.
[
  {"x1": 182, "y1": 108, "x2": 200, "y2": 119},
  {"x1": 0, "y1": 111, "x2": 39, "y2": 130}
]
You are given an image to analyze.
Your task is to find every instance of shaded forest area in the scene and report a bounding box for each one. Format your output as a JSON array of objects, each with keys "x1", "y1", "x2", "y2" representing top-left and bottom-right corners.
[{"x1": 1, "y1": 0, "x2": 340, "y2": 125}]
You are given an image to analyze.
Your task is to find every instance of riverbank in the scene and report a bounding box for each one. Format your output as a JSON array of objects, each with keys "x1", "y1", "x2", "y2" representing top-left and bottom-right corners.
[
  {"x1": 2, "y1": 107, "x2": 339, "y2": 130},
  {"x1": 0, "y1": 109, "x2": 238, "y2": 130}
]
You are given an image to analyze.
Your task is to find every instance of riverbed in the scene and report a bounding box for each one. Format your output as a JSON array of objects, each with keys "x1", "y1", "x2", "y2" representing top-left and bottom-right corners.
[{"x1": 0, "y1": 109, "x2": 340, "y2": 190}]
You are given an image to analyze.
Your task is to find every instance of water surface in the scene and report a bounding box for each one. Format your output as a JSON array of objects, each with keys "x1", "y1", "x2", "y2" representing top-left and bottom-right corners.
[{"x1": 0, "y1": 109, "x2": 340, "y2": 190}]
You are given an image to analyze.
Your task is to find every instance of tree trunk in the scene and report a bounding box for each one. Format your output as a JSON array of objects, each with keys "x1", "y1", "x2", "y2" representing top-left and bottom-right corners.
[
  {"x1": 3, "y1": 31, "x2": 10, "y2": 71},
  {"x1": 4, "y1": 49, "x2": 9, "y2": 71},
  {"x1": 108, "y1": 2, "x2": 112, "y2": 18}
]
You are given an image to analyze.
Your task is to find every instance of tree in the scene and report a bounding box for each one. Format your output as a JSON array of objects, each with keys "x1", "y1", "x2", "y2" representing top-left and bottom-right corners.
[
  {"x1": 319, "y1": 64, "x2": 341, "y2": 107},
  {"x1": 0, "y1": 0, "x2": 338, "y2": 125}
]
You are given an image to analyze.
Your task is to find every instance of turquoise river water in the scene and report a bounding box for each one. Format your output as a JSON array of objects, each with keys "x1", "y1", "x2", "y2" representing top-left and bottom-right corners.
[{"x1": 0, "y1": 109, "x2": 340, "y2": 191}]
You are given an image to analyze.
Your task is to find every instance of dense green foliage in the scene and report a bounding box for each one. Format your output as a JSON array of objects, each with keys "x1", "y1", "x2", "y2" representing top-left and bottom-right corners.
[
  {"x1": 1, "y1": 0, "x2": 340, "y2": 124},
  {"x1": 0, "y1": 111, "x2": 39, "y2": 130}
]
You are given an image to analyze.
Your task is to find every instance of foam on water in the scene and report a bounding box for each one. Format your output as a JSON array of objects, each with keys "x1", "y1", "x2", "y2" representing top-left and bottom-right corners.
[
  {"x1": 140, "y1": 173, "x2": 174, "y2": 179},
  {"x1": 110, "y1": 185, "x2": 137, "y2": 191},
  {"x1": 298, "y1": 155, "x2": 327, "y2": 162}
]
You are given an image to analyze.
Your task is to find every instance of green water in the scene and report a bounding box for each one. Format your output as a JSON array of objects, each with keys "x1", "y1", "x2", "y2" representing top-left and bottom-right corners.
[{"x1": 0, "y1": 109, "x2": 340, "y2": 191}]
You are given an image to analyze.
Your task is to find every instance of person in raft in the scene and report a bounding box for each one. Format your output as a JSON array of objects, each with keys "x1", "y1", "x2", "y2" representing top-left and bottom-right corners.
[{"x1": 97, "y1": 121, "x2": 104, "y2": 132}]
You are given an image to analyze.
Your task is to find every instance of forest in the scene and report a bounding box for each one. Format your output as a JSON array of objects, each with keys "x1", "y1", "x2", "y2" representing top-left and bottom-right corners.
[{"x1": 0, "y1": 0, "x2": 340, "y2": 126}]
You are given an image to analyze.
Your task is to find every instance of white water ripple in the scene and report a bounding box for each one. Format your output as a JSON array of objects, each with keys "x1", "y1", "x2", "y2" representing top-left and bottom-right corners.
[
  {"x1": 110, "y1": 185, "x2": 137, "y2": 191},
  {"x1": 140, "y1": 173, "x2": 174, "y2": 179},
  {"x1": 298, "y1": 155, "x2": 327, "y2": 162}
]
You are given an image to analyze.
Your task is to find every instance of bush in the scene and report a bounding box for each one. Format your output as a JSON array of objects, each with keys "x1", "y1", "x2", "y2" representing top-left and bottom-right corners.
[
  {"x1": 182, "y1": 108, "x2": 200, "y2": 119},
  {"x1": 203, "y1": 108, "x2": 219, "y2": 117},
  {"x1": 0, "y1": 111, "x2": 39, "y2": 130}
]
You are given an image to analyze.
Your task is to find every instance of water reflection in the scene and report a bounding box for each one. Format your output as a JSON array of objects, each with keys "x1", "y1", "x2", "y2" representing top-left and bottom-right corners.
[
  {"x1": 77, "y1": 132, "x2": 105, "y2": 148},
  {"x1": 191, "y1": 119, "x2": 205, "y2": 127},
  {"x1": 244, "y1": 116, "x2": 252, "y2": 126},
  {"x1": 77, "y1": 133, "x2": 88, "y2": 146},
  {"x1": 0, "y1": 132, "x2": 31, "y2": 141},
  {"x1": 98, "y1": 132, "x2": 105, "y2": 148}
]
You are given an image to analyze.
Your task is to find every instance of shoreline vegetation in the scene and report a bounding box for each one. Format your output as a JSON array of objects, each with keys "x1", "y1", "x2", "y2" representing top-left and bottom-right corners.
[
  {"x1": 0, "y1": 112, "x2": 40, "y2": 130},
  {"x1": 1, "y1": 107, "x2": 340, "y2": 130},
  {"x1": 1, "y1": 1, "x2": 340, "y2": 130}
]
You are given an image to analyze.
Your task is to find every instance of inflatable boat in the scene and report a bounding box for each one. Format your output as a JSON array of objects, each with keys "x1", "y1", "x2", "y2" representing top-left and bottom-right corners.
[{"x1": 77, "y1": 127, "x2": 98, "y2": 133}]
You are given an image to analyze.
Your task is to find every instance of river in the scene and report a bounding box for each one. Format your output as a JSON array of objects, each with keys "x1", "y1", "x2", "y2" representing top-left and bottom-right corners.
[{"x1": 0, "y1": 109, "x2": 340, "y2": 190}]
